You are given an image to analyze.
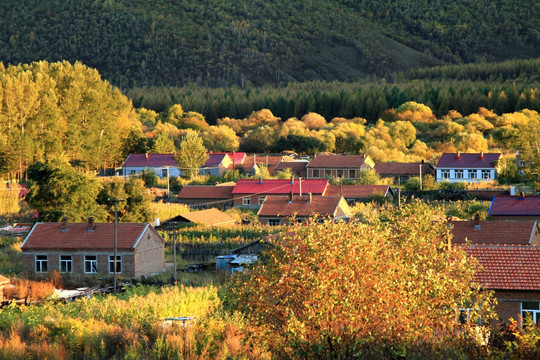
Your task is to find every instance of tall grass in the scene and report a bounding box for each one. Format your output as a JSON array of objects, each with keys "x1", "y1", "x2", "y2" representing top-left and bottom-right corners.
[
  {"x1": 0, "y1": 285, "x2": 267, "y2": 359},
  {"x1": 0, "y1": 238, "x2": 22, "y2": 274}
]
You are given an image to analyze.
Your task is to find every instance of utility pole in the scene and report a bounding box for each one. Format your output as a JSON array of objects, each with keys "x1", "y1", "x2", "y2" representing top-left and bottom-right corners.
[
  {"x1": 166, "y1": 166, "x2": 170, "y2": 200},
  {"x1": 108, "y1": 197, "x2": 125, "y2": 293},
  {"x1": 173, "y1": 232, "x2": 178, "y2": 284},
  {"x1": 398, "y1": 176, "x2": 401, "y2": 209},
  {"x1": 419, "y1": 164, "x2": 423, "y2": 191}
]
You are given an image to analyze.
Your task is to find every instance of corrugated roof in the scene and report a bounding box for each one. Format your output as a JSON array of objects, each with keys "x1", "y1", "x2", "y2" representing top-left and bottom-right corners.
[
  {"x1": 123, "y1": 153, "x2": 178, "y2": 167},
  {"x1": 258, "y1": 195, "x2": 348, "y2": 218},
  {"x1": 451, "y1": 220, "x2": 536, "y2": 245},
  {"x1": 178, "y1": 208, "x2": 236, "y2": 226},
  {"x1": 232, "y1": 179, "x2": 328, "y2": 195},
  {"x1": 374, "y1": 162, "x2": 433, "y2": 176},
  {"x1": 307, "y1": 154, "x2": 369, "y2": 168},
  {"x1": 436, "y1": 153, "x2": 501, "y2": 168},
  {"x1": 488, "y1": 196, "x2": 540, "y2": 216},
  {"x1": 465, "y1": 245, "x2": 540, "y2": 290},
  {"x1": 178, "y1": 186, "x2": 234, "y2": 199},
  {"x1": 325, "y1": 184, "x2": 390, "y2": 198},
  {"x1": 21, "y1": 223, "x2": 153, "y2": 251}
]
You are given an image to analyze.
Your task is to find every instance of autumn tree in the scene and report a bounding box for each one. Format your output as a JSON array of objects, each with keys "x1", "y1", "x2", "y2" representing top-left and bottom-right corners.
[
  {"x1": 225, "y1": 201, "x2": 494, "y2": 358},
  {"x1": 97, "y1": 178, "x2": 154, "y2": 223},
  {"x1": 175, "y1": 130, "x2": 208, "y2": 179},
  {"x1": 201, "y1": 125, "x2": 240, "y2": 152}
]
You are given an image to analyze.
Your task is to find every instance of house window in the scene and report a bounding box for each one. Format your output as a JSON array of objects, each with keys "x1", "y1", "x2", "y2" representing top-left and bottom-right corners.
[
  {"x1": 312, "y1": 169, "x2": 320, "y2": 178},
  {"x1": 204, "y1": 169, "x2": 212, "y2": 175},
  {"x1": 522, "y1": 301, "x2": 540, "y2": 326},
  {"x1": 258, "y1": 196, "x2": 265, "y2": 205},
  {"x1": 481, "y1": 169, "x2": 491, "y2": 179},
  {"x1": 84, "y1": 255, "x2": 98, "y2": 274},
  {"x1": 454, "y1": 170, "x2": 464, "y2": 179},
  {"x1": 162, "y1": 168, "x2": 168, "y2": 178},
  {"x1": 440, "y1": 169, "x2": 450, "y2": 179},
  {"x1": 458, "y1": 308, "x2": 481, "y2": 325},
  {"x1": 109, "y1": 255, "x2": 122, "y2": 274},
  {"x1": 268, "y1": 219, "x2": 281, "y2": 226},
  {"x1": 468, "y1": 169, "x2": 478, "y2": 179},
  {"x1": 337, "y1": 170, "x2": 343, "y2": 178},
  {"x1": 59, "y1": 255, "x2": 72, "y2": 273},
  {"x1": 242, "y1": 196, "x2": 251, "y2": 206},
  {"x1": 349, "y1": 169, "x2": 357, "y2": 178},
  {"x1": 324, "y1": 169, "x2": 332, "y2": 177},
  {"x1": 35, "y1": 255, "x2": 48, "y2": 273},
  {"x1": 129, "y1": 170, "x2": 136, "y2": 175}
]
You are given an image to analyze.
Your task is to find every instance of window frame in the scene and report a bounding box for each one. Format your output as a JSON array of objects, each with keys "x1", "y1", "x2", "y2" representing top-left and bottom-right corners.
[
  {"x1": 522, "y1": 301, "x2": 540, "y2": 326},
  {"x1": 454, "y1": 169, "x2": 464, "y2": 179},
  {"x1": 312, "y1": 169, "x2": 320, "y2": 178},
  {"x1": 440, "y1": 169, "x2": 450, "y2": 179},
  {"x1": 108, "y1": 255, "x2": 122, "y2": 274},
  {"x1": 258, "y1": 196, "x2": 266, "y2": 206},
  {"x1": 242, "y1": 196, "x2": 251, "y2": 206},
  {"x1": 35, "y1": 254, "x2": 48, "y2": 273},
  {"x1": 84, "y1": 255, "x2": 98, "y2": 274},
  {"x1": 481, "y1": 169, "x2": 491, "y2": 179},
  {"x1": 59, "y1": 254, "x2": 73, "y2": 273},
  {"x1": 268, "y1": 219, "x2": 281, "y2": 226}
]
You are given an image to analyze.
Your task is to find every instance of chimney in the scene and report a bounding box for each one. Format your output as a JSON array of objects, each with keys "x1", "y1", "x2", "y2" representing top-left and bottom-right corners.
[
  {"x1": 480, "y1": 152, "x2": 484, "y2": 159},
  {"x1": 421, "y1": 159, "x2": 425, "y2": 164},
  {"x1": 473, "y1": 214, "x2": 481, "y2": 230},
  {"x1": 519, "y1": 192, "x2": 525, "y2": 199},
  {"x1": 258, "y1": 177, "x2": 263, "y2": 185},
  {"x1": 308, "y1": 192, "x2": 312, "y2": 203},
  {"x1": 288, "y1": 191, "x2": 294, "y2": 203},
  {"x1": 456, "y1": 152, "x2": 461, "y2": 159},
  {"x1": 61, "y1": 216, "x2": 68, "y2": 231},
  {"x1": 145, "y1": 152, "x2": 149, "y2": 160},
  {"x1": 87, "y1": 217, "x2": 95, "y2": 231},
  {"x1": 290, "y1": 176, "x2": 294, "y2": 185}
]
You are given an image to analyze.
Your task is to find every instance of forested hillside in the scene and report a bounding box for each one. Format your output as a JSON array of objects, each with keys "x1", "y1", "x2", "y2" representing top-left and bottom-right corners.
[{"x1": 1, "y1": 0, "x2": 538, "y2": 88}]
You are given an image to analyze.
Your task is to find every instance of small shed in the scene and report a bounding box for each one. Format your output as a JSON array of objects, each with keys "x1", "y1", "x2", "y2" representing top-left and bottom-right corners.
[{"x1": 157, "y1": 208, "x2": 236, "y2": 230}]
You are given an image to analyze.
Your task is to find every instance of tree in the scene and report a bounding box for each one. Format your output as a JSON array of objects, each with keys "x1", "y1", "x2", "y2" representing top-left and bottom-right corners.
[
  {"x1": 25, "y1": 160, "x2": 106, "y2": 222},
  {"x1": 201, "y1": 125, "x2": 240, "y2": 152},
  {"x1": 301, "y1": 112, "x2": 326, "y2": 130},
  {"x1": 175, "y1": 130, "x2": 208, "y2": 179},
  {"x1": 225, "y1": 202, "x2": 494, "y2": 358}
]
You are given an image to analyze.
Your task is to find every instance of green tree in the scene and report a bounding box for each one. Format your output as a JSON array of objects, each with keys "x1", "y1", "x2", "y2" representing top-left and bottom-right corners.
[
  {"x1": 25, "y1": 160, "x2": 106, "y2": 222},
  {"x1": 175, "y1": 130, "x2": 208, "y2": 179},
  {"x1": 356, "y1": 168, "x2": 380, "y2": 185},
  {"x1": 201, "y1": 125, "x2": 240, "y2": 152},
  {"x1": 225, "y1": 201, "x2": 494, "y2": 358}
]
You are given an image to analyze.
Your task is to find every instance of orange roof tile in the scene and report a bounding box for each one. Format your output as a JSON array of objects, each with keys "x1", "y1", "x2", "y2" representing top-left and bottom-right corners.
[
  {"x1": 21, "y1": 223, "x2": 155, "y2": 251},
  {"x1": 465, "y1": 245, "x2": 540, "y2": 290},
  {"x1": 451, "y1": 220, "x2": 537, "y2": 245},
  {"x1": 178, "y1": 186, "x2": 234, "y2": 199},
  {"x1": 258, "y1": 195, "x2": 349, "y2": 218}
]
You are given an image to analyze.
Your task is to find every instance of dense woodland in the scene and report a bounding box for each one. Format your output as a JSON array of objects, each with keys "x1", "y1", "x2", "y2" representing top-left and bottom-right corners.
[
  {"x1": 1, "y1": 61, "x2": 539, "y2": 182},
  {"x1": 1, "y1": 0, "x2": 539, "y2": 88}
]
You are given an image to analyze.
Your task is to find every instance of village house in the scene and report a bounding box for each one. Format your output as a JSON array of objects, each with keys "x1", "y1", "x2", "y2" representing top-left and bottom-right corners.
[
  {"x1": 324, "y1": 184, "x2": 394, "y2": 204},
  {"x1": 451, "y1": 219, "x2": 540, "y2": 325},
  {"x1": 274, "y1": 160, "x2": 308, "y2": 179},
  {"x1": 239, "y1": 154, "x2": 295, "y2": 176},
  {"x1": 487, "y1": 195, "x2": 540, "y2": 221},
  {"x1": 374, "y1": 161, "x2": 435, "y2": 182},
  {"x1": 306, "y1": 154, "x2": 375, "y2": 180},
  {"x1": 20, "y1": 219, "x2": 165, "y2": 278},
  {"x1": 232, "y1": 178, "x2": 329, "y2": 209},
  {"x1": 122, "y1": 153, "x2": 180, "y2": 178},
  {"x1": 257, "y1": 194, "x2": 351, "y2": 226},
  {"x1": 177, "y1": 185, "x2": 235, "y2": 209},
  {"x1": 435, "y1": 152, "x2": 502, "y2": 183}
]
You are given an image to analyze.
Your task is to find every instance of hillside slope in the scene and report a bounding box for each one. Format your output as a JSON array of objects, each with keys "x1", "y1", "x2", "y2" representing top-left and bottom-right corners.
[{"x1": 0, "y1": 0, "x2": 538, "y2": 88}]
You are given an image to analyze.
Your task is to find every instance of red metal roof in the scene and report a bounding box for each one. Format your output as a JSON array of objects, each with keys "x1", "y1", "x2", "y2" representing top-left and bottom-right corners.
[
  {"x1": 308, "y1": 154, "x2": 370, "y2": 168},
  {"x1": 123, "y1": 153, "x2": 178, "y2": 168},
  {"x1": 210, "y1": 152, "x2": 246, "y2": 164},
  {"x1": 325, "y1": 184, "x2": 390, "y2": 198},
  {"x1": 465, "y1": 245, "x2": 540, "y2": 290},
  {"x1": 21, "y1": 223, "x2": 154, "y2": 251},
  {"x1": 258, "y1": 195, "x2": 347, "y2": 218},
  {"x1": 178, "y1": 186, "x2": 234, "y2": 199},
  {"x1": 436, "y1": 153, "x2": 501, "y2": 168},
  {"x1": 488, "y1": 196, "x2": 540, "y2": 216},
  {"x1": 451, "y1": 220, "x2": 536, "y2": 245},
  {"x1": 232, "y1": 179, "x2": 328, "y2": 195}
]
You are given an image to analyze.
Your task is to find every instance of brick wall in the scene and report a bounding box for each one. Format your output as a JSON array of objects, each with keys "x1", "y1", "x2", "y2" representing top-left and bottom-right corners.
[
  {"x1": 493, "y1": 290, "x2": 540, "y2": 325},
  {"x1": 133, "y1": 228, "x2": 165, "y2": 277}
]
